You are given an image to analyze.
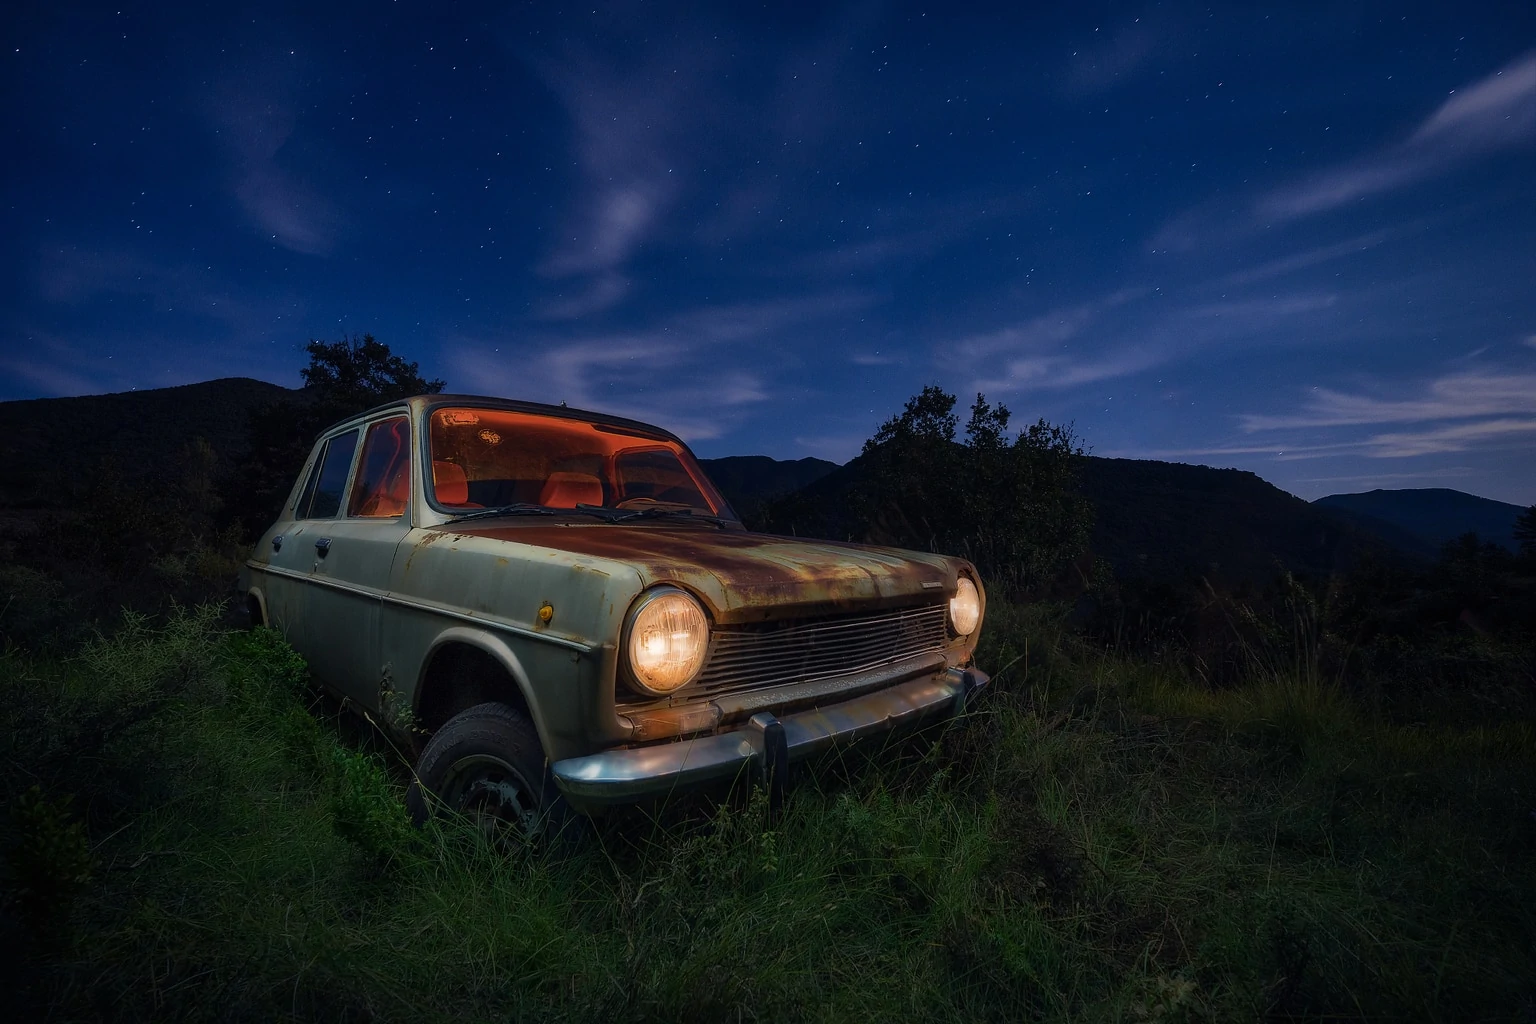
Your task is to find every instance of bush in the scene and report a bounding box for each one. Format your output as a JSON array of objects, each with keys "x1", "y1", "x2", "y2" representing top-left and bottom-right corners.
[{"x1": 330, "y1": 746, "x2": 416, "y2": 862}]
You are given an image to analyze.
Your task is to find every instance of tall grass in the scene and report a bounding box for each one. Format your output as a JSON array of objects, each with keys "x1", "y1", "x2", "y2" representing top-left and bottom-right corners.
[{"x1": 2, "y1": 604, "x2": 1533, "y2": 1021}]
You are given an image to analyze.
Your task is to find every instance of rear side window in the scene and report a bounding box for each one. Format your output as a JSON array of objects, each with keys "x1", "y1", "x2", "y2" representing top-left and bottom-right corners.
[
  {"x1": 349, "y1": 417, "x2": 411, "y2": 517},
  {"x1": 297, "y1": 430, "x2": 359, "y2": 520}
]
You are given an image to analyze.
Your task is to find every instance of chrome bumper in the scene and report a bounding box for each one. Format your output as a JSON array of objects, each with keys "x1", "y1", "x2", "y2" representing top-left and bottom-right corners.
[{"x1": 550, "y1": 666, "x2": 989, "y2": 810}]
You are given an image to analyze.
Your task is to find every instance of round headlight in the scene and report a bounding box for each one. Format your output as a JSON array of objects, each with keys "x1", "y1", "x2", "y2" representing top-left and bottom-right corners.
[
  {"x1": 625, "y1": 588, "x2": 710, "y2": 695},
  {"x1": 949, "y1": 576, "x2": 981, "y2": 636}
]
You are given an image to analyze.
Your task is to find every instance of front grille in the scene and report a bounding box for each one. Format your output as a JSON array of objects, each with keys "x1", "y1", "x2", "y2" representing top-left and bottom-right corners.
[{"x1": 630, "y1": 602, "x2": 949, "y2": 705}]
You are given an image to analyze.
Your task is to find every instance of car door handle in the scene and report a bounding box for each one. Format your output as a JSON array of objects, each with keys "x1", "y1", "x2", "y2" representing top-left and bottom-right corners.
[
  {"x1": 272, "y1": 534, "x2": 283, "y2": 552},
  {"x1": 315, "y1": 537, "x2": 332, "y2": 557}
]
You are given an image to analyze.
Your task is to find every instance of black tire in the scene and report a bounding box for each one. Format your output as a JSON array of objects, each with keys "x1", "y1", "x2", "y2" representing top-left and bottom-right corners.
[{"x1": 405, "y1": 701, "x2": 577, "y2": 843}]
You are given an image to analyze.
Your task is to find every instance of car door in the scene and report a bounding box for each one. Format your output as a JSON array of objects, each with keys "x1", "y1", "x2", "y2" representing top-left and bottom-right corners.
[
  {"x1": 258, "y1": 440, "x2": 329, "y2": 641},
  {"x1": 302, "y1": 414, "x2": 414, "y2": 713}
]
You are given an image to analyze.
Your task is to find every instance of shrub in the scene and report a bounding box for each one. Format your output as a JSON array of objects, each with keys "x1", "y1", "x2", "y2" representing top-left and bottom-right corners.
[{"x1": 330, "y1": 746, "x2": 415, "y2": 862}]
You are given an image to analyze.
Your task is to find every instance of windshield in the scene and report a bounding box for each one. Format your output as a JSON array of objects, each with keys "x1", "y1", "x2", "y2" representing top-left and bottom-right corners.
[{"x1": 426, "y1": 407, "x2": 732, "y2": 520}]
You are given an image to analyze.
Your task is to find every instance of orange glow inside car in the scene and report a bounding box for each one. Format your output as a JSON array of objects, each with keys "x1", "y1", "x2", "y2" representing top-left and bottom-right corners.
[{"x1": 427, "y1": 407, "x2": 727, "y2": 515}]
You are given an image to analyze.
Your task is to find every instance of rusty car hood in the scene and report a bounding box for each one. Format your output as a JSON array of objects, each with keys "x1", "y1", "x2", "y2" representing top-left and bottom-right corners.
[{"x1": 440, "y1": 521, "x2": 961, "y2": 623}]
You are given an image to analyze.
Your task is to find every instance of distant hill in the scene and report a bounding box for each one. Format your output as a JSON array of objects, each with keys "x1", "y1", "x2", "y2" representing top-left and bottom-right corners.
[
  {"x1": 0, "y1": 377, "x2": 291, "y2": 507},
  {"x1": 1078, "y1": 458, "x2": 1403, "y2": 583},
  {"x1": 697, "y1": 455, "x2": 839, "y2": 514},
  {"x1": 1313, "y1": 488, "x2": 1527, "y2": 553},
  {"x1": 731, "y1": 453, "x2": 1409, "y2": 585}
]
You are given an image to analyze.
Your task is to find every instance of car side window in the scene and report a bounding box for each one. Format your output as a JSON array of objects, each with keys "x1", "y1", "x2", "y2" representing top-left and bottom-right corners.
[
  {"x1": 298, "y1": 429, "x2": 360, "y2": 520},
  {"x1": 348, "y1": 417, "x2": 411, "y2": 518},
  {"x1": 293, "y1": 451, "x2": 324, "y2": 518}
]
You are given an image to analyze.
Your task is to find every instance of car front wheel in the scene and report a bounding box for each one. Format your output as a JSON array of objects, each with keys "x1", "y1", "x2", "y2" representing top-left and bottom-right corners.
[{"x1": 405, "y1": 701, "x2": 574, "y2": 842}]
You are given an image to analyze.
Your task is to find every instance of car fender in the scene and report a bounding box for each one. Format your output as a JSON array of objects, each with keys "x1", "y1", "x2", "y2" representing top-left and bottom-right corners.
[
  {"x1": 244, "y1": 584, "x2": 270, "y2": 627},
  {"x1": 413, "y1": 624, "x2": 550, "y2": 746}
]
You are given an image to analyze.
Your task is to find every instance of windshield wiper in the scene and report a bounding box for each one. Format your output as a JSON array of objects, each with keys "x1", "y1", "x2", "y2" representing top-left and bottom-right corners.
[
  {"x1": 455, "y1": 502, "x2": 729, "y2": 527},
  {"x1": 448, "y1": 503, "x2": 556, "y2": 523},
  {"x1": 609, "y1": 507, "x2": 730, "y2": 528}
]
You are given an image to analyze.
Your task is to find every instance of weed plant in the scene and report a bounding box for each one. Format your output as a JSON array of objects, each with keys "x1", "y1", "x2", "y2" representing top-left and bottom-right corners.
[{"x1": 1, "y1": 604, "x2": 1532, "y2": 1021}]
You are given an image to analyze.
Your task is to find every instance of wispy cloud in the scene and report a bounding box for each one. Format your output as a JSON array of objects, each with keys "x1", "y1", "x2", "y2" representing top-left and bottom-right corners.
[
  {"x1": 1098, "y1": 441, "x2": 1356, "y2": 461},
  {"x1": 970, "y1": 347, "x2": 1166, "y2": 396},
  {"x1": 849, "y1": 351, "x2": 904, "y2": 367},
  {"x1": 1290, "y1": 468, "x2": 1477, "y2": 485},
  {"x1": 534, "y1": 274, "x2": 631, "y2": 322},
  {"x1": 1357, "y1": 418, "x2": 1536, "y2": 458},
  {"x1": 1105, "y1": 417, "x2": 1536, "y2": 462},
  {"x1": 445, "y1": 292, "x2": 869, "y2": 441},
  {"x1": 1185, "y1": 294, "x2": 1338, "y2": 320},
  {"x1": 1218, "y1": 366, "x2": 1536, "y2": 467},
  {"x1": 449, "y1": 335, "x2": 765, "y2": 442},
  {"x1": 10, "y1": 244, "x2": 308, "y2": 399},
  {"x1": 0, "y1": 338, "x2": 112, "y2": 399},
  {"x1": 951, "y1": 285, "x2": 1334, "y2": 396},
  {"x1": 34, "y1": 245, "x2": 263, "y2": 326},
  {"x1": 1257, "y1": 51, "x2": 1536, "y2": 221},
  {"x1": 207, "y1": 62, "x2": 343, "y2": 255},
  {"x1": 1060, "y1": 20, "x2": 1157, "y2": 96},
  {"x1": 1216, "y1": 230, "x2": 1395, "y2": 287},
  {"x1": 0, "y1": 326, "x2": 189, "y2": 401},
  {"x1": 793, "y1": 193, "x2": 1040, "y2": 276},
  {"x1": 952, "y1": 308, "x2": 1096, "y2": 364},
  {"x1": 1239, "y1": 371, "x2": 1536, "y2": 431},
  {"x1": 232, "y1": 168, "x2": 339, "y2": 256},
  {"x1": 522, "y1": 35, "x2": 728, "y2": 318}
]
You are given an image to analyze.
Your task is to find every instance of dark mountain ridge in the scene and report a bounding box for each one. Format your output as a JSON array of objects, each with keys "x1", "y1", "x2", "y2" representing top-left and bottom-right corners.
[
  {"x1": 0, "y1": 377, "x2": 290, "y2": 507},
  {"x1": 1314, "y1": 488, "x2": 1525, "y2": 553},
  {"x1": 1077, "y1": 457, "x2": 1396, "y2": 584},
  {"x1": 695, "y1": 455, "x2": 839, "y2": 514}
]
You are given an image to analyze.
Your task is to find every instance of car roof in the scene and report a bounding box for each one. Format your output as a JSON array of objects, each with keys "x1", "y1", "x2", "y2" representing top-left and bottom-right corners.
[{"x1": 322, "y1": 393, "x2": 687, "y2": 446}]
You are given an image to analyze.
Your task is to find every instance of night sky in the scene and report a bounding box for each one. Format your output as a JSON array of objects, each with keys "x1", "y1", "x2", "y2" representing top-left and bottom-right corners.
[{"x1": 4, "y1": 2, "x2": 1534, "y2": 504}]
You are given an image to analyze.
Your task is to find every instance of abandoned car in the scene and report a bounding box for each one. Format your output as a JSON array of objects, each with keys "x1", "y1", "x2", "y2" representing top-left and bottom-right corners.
[{"x1": 238, "y1": 395, "x2": 989, "y2": 832}]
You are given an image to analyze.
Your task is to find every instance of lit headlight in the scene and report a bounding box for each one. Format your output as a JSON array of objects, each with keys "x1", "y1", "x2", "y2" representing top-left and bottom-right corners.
[
  {"x1": 625, "y1": 588, "x2": 710, "y2": 695},
  {"x1": 949, "y1": 576, "x2": 981, "y2": 636}
]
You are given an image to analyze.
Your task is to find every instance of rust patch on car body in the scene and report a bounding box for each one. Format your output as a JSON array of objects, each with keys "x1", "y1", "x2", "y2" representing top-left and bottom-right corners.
[{"x1": 439, "y1": 521, "x2": 961, "y2": 624}]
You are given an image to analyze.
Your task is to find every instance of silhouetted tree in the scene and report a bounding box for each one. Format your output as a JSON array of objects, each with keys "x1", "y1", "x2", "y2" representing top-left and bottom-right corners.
[
  {"x1": 839, "y1": 385, "x2": 1092, "y2": 598},
  {"x1": 223, "y1": 335, "x2": 444, "y2": 537},
  {"x1": 298, "y1": 335, "x2": 445, "y2": 409}
]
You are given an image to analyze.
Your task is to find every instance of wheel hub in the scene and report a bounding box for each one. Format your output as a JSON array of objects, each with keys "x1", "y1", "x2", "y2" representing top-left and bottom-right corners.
[{"x1": 445, "y1": 755, "x2": 540, "y2": 838}]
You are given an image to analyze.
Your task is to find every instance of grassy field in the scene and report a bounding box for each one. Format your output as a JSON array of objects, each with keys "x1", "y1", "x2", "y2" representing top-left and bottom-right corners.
[{"x1": 2, "y1": 603, "x2": 1533, "y2": 1022}]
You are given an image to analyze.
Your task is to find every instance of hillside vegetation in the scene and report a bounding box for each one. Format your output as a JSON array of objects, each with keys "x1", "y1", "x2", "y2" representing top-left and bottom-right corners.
[{"x1": 0, "y1": 377, "x2": 287, "y2": 507}]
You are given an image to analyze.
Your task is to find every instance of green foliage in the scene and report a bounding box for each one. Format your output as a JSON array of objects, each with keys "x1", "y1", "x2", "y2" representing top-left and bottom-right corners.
[
  {"x1": 330, "y1": 747, "x2": 416, "y2": 862},
  {"x1": 227, "y1": 624, "x2": 309, "y2": 695}
]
